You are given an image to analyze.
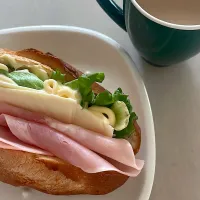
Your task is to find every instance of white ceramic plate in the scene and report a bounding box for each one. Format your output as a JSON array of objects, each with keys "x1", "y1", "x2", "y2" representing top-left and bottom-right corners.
[{"x1": 0, "y1": 26, "x2": 155, "y2": 200}]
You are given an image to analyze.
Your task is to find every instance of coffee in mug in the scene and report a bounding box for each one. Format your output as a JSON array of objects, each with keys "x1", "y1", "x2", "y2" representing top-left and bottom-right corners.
[
  {"x1": 97, "y1": 0, "x2": 200, "y2": 66},
  {"x1": 136, "y1": 0, "x2": 200, "y2": 25}
]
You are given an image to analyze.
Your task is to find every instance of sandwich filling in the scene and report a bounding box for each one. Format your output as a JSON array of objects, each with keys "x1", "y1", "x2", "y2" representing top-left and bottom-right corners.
[{"x1": 0, "y1": 52, "x2": 144, "y2": 177}]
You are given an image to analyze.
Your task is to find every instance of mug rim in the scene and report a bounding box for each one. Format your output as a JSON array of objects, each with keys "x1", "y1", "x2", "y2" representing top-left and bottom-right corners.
[{"x1": 131, "y1": 0, "x2": 200, "y2": 30}]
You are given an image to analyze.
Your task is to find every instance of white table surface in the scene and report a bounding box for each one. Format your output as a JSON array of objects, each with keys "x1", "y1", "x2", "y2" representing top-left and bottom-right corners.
[{"x1": 1, "y1": 0, "x2": 200, "y2": 199}]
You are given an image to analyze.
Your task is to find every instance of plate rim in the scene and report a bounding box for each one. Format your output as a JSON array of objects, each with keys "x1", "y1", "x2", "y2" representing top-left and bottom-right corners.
[{"x1": 0, "y1": 25, "x2": 156, "y2": 200}]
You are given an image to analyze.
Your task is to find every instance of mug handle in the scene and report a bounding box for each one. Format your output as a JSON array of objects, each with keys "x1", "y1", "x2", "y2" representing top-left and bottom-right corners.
[{"x1": 96, "y1": 0, "x2": 127, "y2": 31}]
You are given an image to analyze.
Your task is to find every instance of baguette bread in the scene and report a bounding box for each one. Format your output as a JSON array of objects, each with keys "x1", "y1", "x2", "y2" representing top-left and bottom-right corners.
[
  {"x1": 0, "y1": 149, "x2": 128, "y2": 195},
  {"x1": 0, "y1": 48, "x2": 141, "y2": 195}
]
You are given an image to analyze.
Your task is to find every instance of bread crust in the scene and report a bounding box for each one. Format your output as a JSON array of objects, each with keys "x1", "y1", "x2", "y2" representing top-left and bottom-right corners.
[
  {"x1": 0, "y1": 48, "x2": 141, "y2": 195},
  {"x1": 0, "y1": 149, "x2": 128, "y2": 195}
]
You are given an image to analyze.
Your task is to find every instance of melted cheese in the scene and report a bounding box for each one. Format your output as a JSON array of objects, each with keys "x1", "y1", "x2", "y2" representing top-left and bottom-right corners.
[
  {"x1": 0, "y1": 82, "x2": 113, "y2": 137},
  {"x1": 0, "y1": 75, "x2": 17, "y2": 85},
  {"x1": 0, "y1": 54, "x2": 49, "y2": 80},
  {"x1": 0, "y1": 63, "x2": 8, "y2": 71},
  {"x1": 0, "y1": 64, "x2": 114, "y2": 136},
  {"x1": 88, "y1": 106, "x2": 116, "y2": 127},
  {"x1": 44, "y1": 79, "x2": 59, "y2": 94},
  {"x1": 43, "y1": 79, "x2": 81, "y2": 103}
]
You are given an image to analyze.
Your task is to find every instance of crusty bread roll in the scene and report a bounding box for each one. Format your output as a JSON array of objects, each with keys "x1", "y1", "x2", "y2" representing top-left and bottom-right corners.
[
  {"x1": 0, "y1": 48, "x2": 141, "y2": 195},
  {"x1": 0, "y1": 149, "x2": 128, "y2": 195}
]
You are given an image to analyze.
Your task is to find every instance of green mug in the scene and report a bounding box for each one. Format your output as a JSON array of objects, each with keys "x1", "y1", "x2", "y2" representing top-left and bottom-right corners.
[{"x1": 97, "y1": 0, "x2": 200, "y2": 66}]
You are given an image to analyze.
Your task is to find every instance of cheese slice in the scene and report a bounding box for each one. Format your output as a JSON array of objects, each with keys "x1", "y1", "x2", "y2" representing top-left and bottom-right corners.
[{"x1": 0, "y1": 83, "x2": 113, "y2": 137}]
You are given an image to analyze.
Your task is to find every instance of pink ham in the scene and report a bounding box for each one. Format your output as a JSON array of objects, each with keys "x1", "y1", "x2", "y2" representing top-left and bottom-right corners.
[
  {"x1": 0, "y1": 126, "x2": 52, "y2": 155},
  {"x1": 0, "y1": 103, "x2": 141, "y2": 167},
  {"x1": 0, "y1": 103, "x2": 46, "y2": 124},
  {"x1": 0, "y1": 114, "x2": 143, "y2": 177},
  {"x1": 0, "y1": 103, "x2": 144, "y2": 177},
  {"x1": 46, "y1": 121, "x2": 140, "y2": 168}
]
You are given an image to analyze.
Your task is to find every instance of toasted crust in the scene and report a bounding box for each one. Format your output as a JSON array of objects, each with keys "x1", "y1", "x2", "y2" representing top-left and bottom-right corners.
[
  {"x1": 0, "y1": 48, "x2": 141, "y2": 195},
  {"x1": 0, "y1": 150, "x2": 128, "y2": 195}
]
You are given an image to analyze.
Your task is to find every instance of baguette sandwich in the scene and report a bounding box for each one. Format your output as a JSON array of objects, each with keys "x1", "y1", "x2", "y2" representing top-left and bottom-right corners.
[{"x1": 0, "y1": 48, "x2": 144, "y2": 195}]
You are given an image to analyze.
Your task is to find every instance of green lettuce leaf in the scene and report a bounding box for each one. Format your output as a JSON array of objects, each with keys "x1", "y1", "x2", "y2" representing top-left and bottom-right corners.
[
  {"x1": 94, "y1": 88, "x2": 132, "y2": 112},
  {"x1": 0, "y1": 69, "x2": 8, "y2": 76},
  {"x1": 0, "y1": 69, "x2": 44, "y2": 90},
  {"x1": 93, "y1": 90, "x2": 114, "y2": 106},
  {"x1": 65, "y1": 73, "x2": 105, "y2": 107},
  {"x1": 51, "y1": 69, "x2": 65, "y2": 83}
]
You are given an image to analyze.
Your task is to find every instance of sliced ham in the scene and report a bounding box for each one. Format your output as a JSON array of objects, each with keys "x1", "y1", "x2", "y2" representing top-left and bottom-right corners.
[
  {"x1": 0, "y1": 103, "x2": 144, "y2": 177},
  {"x1": 46, "y1": 121, "x2": 139, "y2": 168},
  {"x1": 0, "y1": 103, "x2": 46, "y2": 124},
  {"x1": 0, "y1": 126, "x2": 52, "y2": 155}
]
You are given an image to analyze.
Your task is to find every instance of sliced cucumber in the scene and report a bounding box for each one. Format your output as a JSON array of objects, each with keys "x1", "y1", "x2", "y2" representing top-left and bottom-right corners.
[{"x1": 111, "y1": 101, "x2": 130, "y2": 131}]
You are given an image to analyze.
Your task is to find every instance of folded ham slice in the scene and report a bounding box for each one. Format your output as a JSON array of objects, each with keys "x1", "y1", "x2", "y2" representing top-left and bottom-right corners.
[
  {"x1": 0, "y1": 126, "x2": 52, "y2": 155},
  {"x1": 0, "y1": 103, "x2": 144, "y2": 177}
]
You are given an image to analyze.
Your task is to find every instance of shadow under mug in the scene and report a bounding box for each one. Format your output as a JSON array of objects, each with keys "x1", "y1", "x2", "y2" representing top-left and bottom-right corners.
[{"x1": 97, "y1": 0, "x2": 200, "y2": 66}]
